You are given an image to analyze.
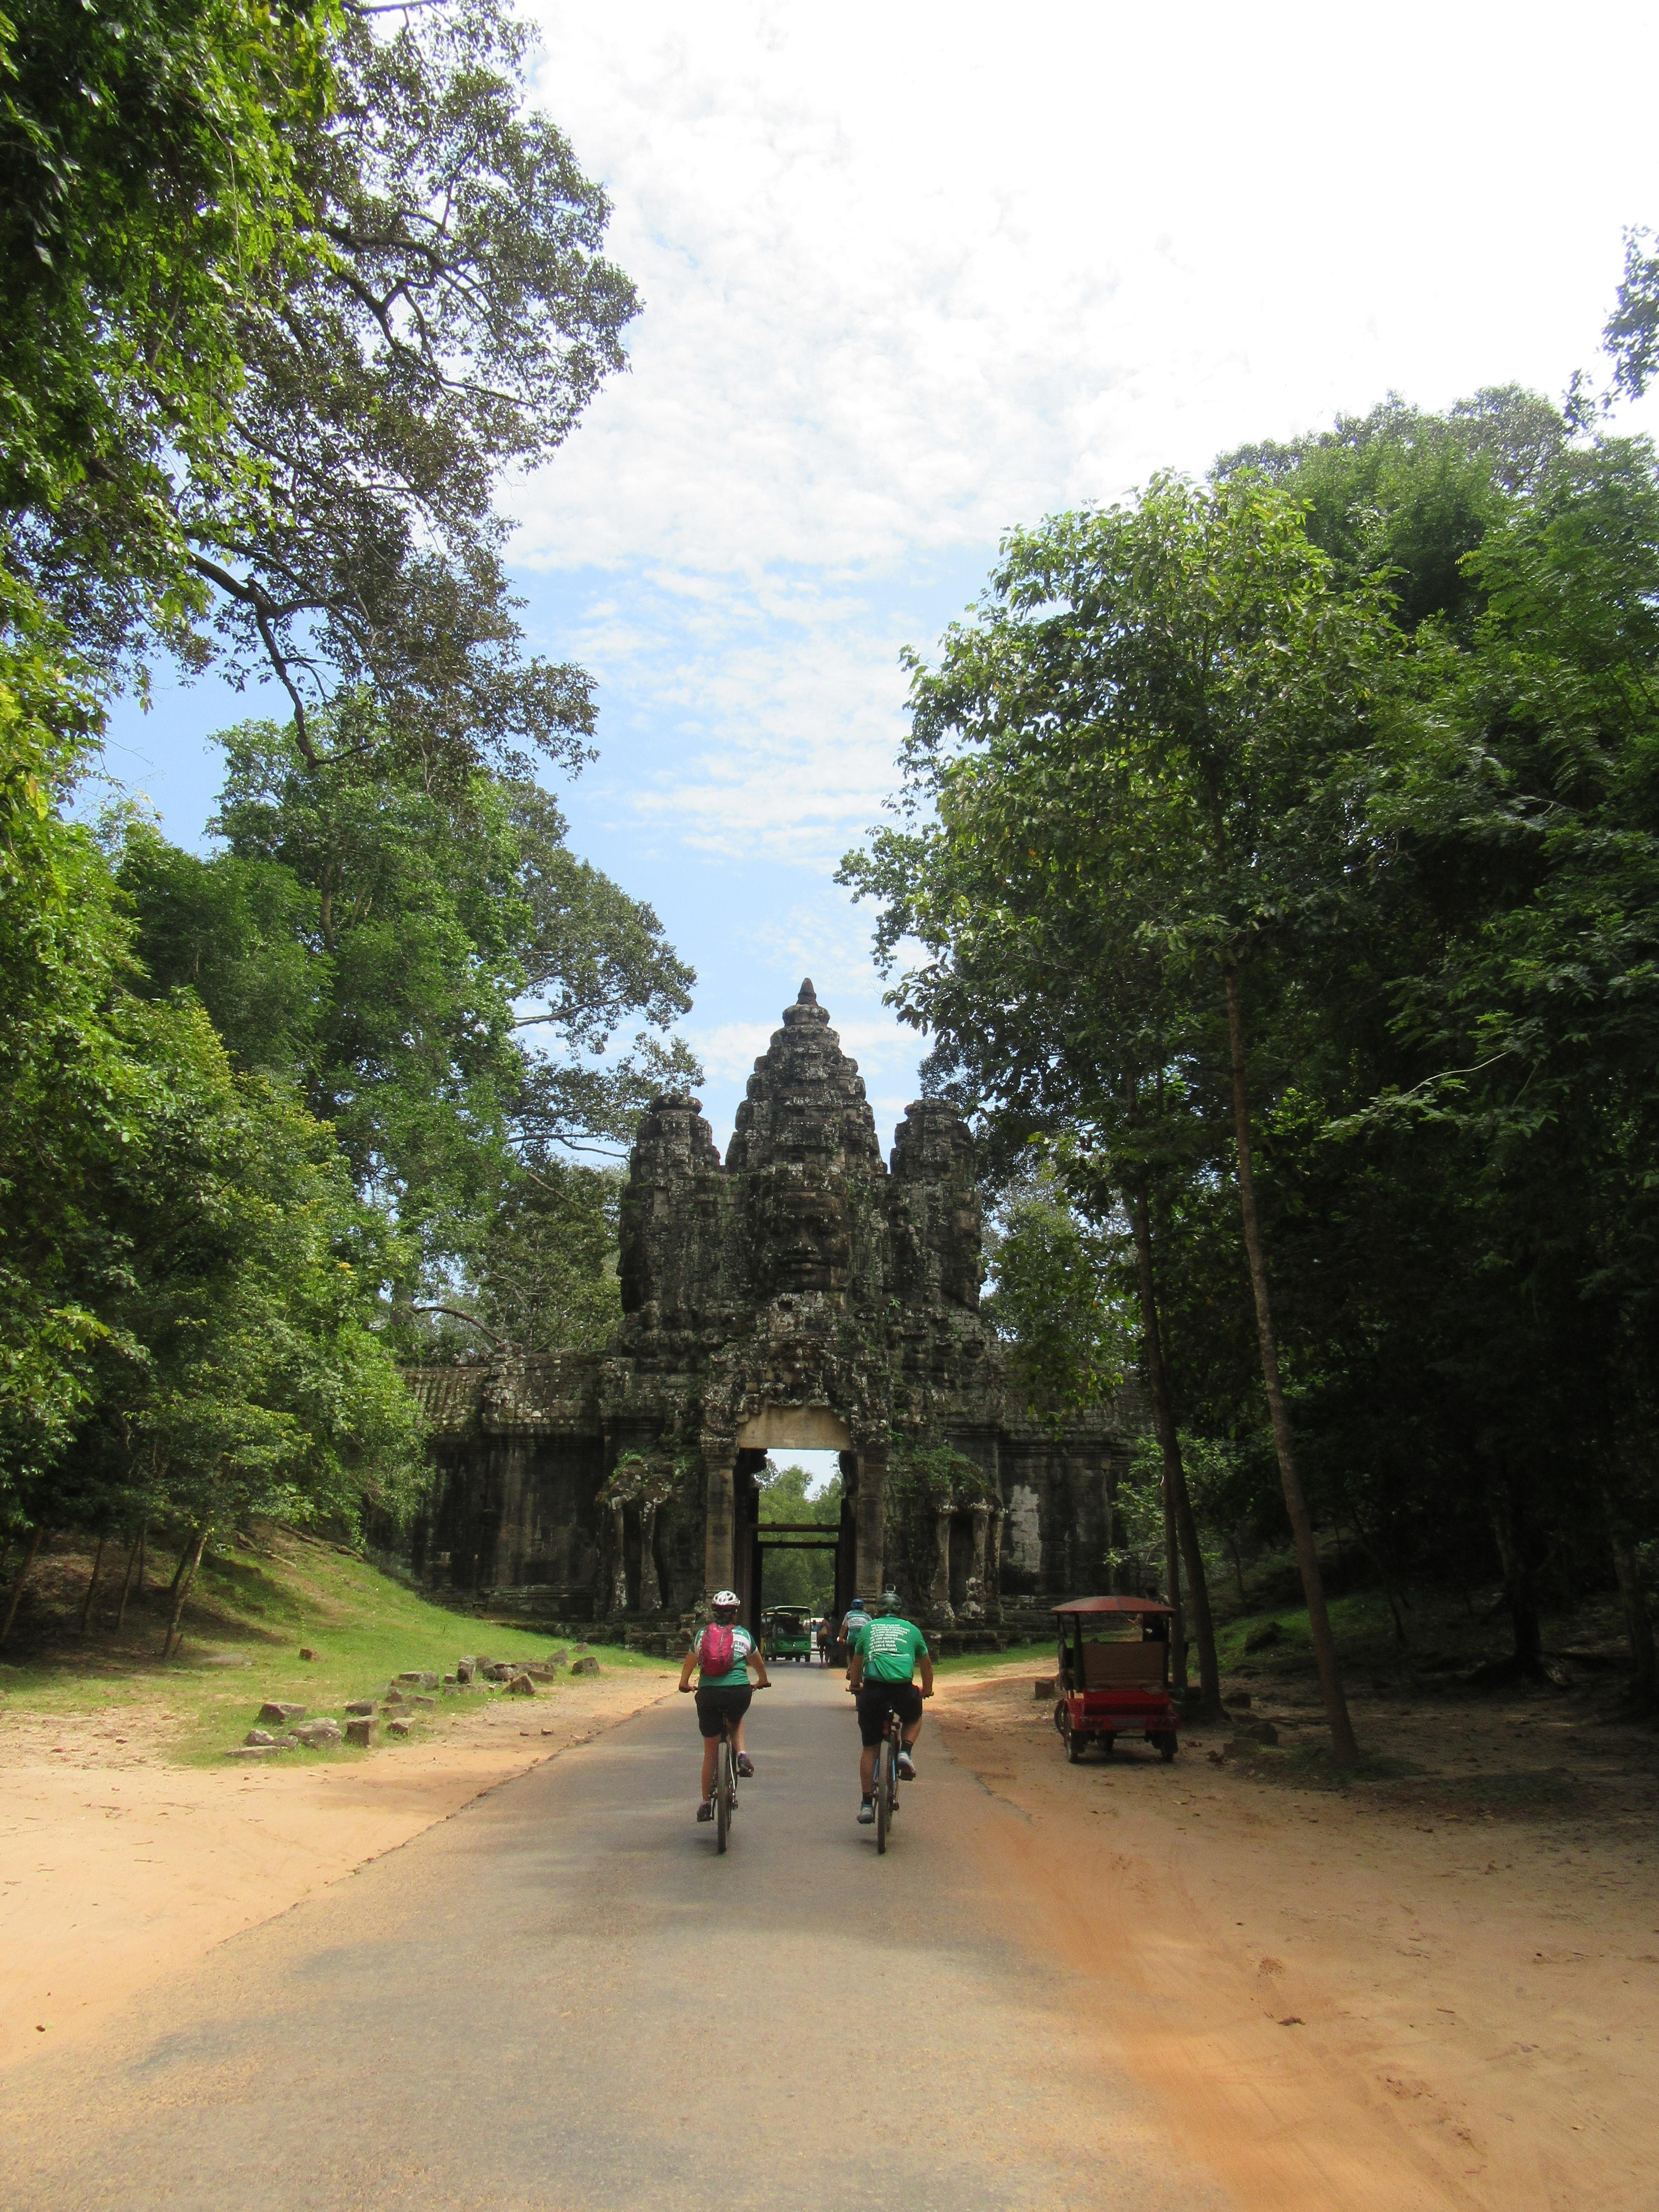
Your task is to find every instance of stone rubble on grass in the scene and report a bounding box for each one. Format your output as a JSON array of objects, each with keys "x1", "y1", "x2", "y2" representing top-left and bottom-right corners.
[
  {"x1": 388, "y1": 1716, "x2": 413, "y2": 1738},
  {"x1": 507, "y1": 1672, "x2": 536, "y2": 1696},
  {"x1": 257, "y1": 1700, "x2": 306, "y2": 1724},
  {"x1": 226, "y1": 1745, "x2": 282, "y2": 1759},
  {"x1": 344, "y1": 1716, "x2": 375, "y2": 1747},
  {"x1": 397, "y1": 1671, "x2": 440, "y2": 1689},
  {"x1": 298, "y1": 1647, "x2": 317, "y2": 1661},
  {"x1": 568, "y1": 1655, "x2": 600, "y2": 1676},
  {"x1": 243, "y1": 1728, "x2": 279, "y2": 1747},
  {"x1": 290, "y1": 1718, "x2": 343, "y2": 1748},
  {"x1": 343, "y1": 1698, "x2": 376, "y2": 1717},
  {"x1": 456, "y1": 1657, "x2": 476, "y2": 1684}
]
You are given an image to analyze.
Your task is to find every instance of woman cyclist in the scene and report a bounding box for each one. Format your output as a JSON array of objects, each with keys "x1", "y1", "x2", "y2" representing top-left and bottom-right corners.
[{"x1": 678, "y1": 1589, "x2": 771, "y2": 1822}]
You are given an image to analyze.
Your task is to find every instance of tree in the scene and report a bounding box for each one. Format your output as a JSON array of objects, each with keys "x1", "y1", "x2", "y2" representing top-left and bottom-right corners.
[
  {"x1": 757, "y1": 1461, "x2": 841, "y2": 1611},
  {"x1": 6, "y1": 0, "x2": 637, "y2": 783},
  {"x1": 845, "y1": 475, "x2": 1400, "y2": 1761},
  {"x1": 117, "y1": 719, "x2": 698, "y2": 1286}
]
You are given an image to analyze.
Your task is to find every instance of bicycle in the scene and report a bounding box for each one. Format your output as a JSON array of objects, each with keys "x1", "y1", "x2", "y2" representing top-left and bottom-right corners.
[
  {"x1": 874, "y1": 1703, "x2": 902, "y2": 1855},
  {"x1": 713, "y1": 1710, "x2": 739, "y2": 1852}
]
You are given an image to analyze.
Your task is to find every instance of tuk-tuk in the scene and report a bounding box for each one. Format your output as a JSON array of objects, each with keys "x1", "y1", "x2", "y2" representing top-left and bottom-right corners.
[
  {"x1": 763, "y1": 1606, "x2": 814, "y2": 1662},
  {"x1": 1052, "y1": 1597, "x2": 1180, "y2": 1763}
]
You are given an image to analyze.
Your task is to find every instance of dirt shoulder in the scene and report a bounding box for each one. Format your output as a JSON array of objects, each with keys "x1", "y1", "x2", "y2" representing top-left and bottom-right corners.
[
  {"x1": 0, "y1": 1665, "x2": 677, "y2": 2072},
  {"x1": 934, "y1": 1666, "x2": 1659, "y2": 2212}
]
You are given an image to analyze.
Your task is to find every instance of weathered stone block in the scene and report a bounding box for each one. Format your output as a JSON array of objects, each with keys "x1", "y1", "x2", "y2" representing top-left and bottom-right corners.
[
  {"x1": 257, "y1": 1701, "x2": 305, "y2": 1724},
  {"x1": 507, "y1": 1672, "x2": 535, "y2": 1696},
  {"x1": 568, "y1": 1655, "x2": 600, "y2": 1676},
  {"x1": 343, "y1": 1699, "x2": 376, "y2": 1717},
  {"x1": 290, "y1": 1718, "x2": 342, "y2": 1748},
  {"x1": 243, "y1": 1728, "x2": 276, "y2": 1746},
  {"x1": 344, "y1": 1717, "x2": 375, "y2": 1746}
]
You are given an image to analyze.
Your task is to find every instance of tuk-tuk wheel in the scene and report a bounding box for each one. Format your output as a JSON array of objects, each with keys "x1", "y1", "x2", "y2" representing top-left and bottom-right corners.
[
  {"x1": 1065, "y1": 1722, "x2": 1085, "y2": 1764},
  {"x1": 1052, "y1": 1700, "x2": 1069, "y2": 1739},
  {"x1": 1157, "y1": 1734, "x2": 1178, "y2": 1762}
]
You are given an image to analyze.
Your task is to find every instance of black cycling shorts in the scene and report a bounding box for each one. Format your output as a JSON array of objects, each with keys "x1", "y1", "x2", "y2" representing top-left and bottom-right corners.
[
  {"x1": 694, "y1": 1684, "x2": 752, "y2": 1739},
  {"x1": 856, "y1": 1679, "x2": 923, "y2": 1747}
]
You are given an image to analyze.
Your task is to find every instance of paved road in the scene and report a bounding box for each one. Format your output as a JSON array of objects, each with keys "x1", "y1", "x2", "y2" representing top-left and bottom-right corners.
[{"x1": 0, "y1": 1665, "x2": 1223, "y2": 2212}]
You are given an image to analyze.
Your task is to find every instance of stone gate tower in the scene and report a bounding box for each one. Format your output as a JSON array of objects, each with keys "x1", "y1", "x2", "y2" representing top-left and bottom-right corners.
[{"x1": 404, "y1": 983, "x2": 1129, "y2": 1645}]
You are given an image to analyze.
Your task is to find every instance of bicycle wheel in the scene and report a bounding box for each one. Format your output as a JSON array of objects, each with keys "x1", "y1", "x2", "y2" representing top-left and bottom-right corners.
[
  {"x1": 875, "y1": 1734, "x2": 892, "y2": 1854},
  {"x1": 716, "y1": 1735, "x2": 731, "y2": 1854}
]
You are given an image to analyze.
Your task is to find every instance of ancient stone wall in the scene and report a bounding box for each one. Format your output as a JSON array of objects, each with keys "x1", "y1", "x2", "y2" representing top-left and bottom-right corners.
[{"x1": 398, "y1": 982, "x2": 1136, "y2": 1638}]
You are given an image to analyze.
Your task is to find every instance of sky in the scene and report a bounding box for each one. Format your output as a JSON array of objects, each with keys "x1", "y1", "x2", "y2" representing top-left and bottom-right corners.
[{"x1": 100, "y1": 0, "x2": 1659, "y2": 1155}]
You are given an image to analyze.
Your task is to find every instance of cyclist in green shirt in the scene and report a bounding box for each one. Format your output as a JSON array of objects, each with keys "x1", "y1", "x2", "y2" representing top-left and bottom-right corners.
[
  {"x1": 845, "y1": 1589, "x2": 932, "y2": 1824},
  {"x1": 677, "y1": 1589, "x2": 770, "y2": 1821}
]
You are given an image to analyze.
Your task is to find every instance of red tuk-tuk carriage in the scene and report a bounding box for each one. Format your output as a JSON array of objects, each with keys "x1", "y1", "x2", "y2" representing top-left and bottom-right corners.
[{"x1": 1052, "y1": 1597, "x2": 1180, "y2": 1763}]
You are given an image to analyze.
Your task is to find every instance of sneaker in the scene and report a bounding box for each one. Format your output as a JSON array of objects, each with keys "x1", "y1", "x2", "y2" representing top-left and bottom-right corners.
[
  {"x1": 857, "y1": 1796, "x2": 875, "y2": 1824},
  {"x1": 897, "y1": 1749, "x2": 917, "y2": 1781},
  {"x1": 736, "y1": 1753, "x2": 754, "y2": 1778},
  {"x1": 696, "y1": 1799, "x2": 713, "y2": 1822}
]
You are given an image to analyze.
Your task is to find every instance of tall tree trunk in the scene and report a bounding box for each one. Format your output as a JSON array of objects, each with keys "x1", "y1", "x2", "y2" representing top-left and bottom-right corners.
[
  {"x1": 162, "y1": 1527, "x2": 210, "y2": 1660},
  {"x1": 1162, "y1": 1476, "x2": 1187, "y2": 1690},
  {"x1": 0, "y1": 1525, "x2": 46, "y2": 1648},
  {"x1": 167, "y1": 1535, "x2": 193, "y2": 1600},
  {"x1": 79, "y1": 1536, "x2": 106, "y2": 1632},
  {"x1": 135, "y1": 1524, "x2": 146, "y2": 1595},
  {"x1": 1602, "y1": 1489, "x2": 1656, "y2": 1709},
  {"x1": 1127, "y1": 1179, "x2": 1222, "y2": 1716},
  {"x1": 1225, "y1": 1531, "x2": 1247, "y2": 1608},
  {"x1": 116, "y1": 1525, "x2": 144, "y2": 1633},
  {"x1": 1223, "y1": 964, "x2": 1359, "y2": 1764},
  {"x1": 1488, "y1": 1469, "x2": 1544, "y2": 1676}
]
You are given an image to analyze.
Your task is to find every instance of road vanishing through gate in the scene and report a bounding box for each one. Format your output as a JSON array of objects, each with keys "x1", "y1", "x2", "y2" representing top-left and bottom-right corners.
[{"x1": 0, "y1": 1663, "x2": 1225, "y2": 2212}]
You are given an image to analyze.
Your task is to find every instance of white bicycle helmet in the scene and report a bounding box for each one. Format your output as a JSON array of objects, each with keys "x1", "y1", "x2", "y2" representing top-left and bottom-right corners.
[{"x1": 710, "y1": 1589, "x2": 740, "y2": 1612}]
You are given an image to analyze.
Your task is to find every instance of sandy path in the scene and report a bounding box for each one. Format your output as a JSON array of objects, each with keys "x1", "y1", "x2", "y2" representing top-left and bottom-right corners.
[
  {"x1": 0, "y1": 1668, "x2": 677, "y2": 2072},
  {"x1": 934, "y1": 1671, "x2": 1659, "y2": 2212}
]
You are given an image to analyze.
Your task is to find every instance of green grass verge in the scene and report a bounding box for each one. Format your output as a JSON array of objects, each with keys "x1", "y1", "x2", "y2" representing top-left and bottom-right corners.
[
  {"x1": 0, "y1": 1528, "x2": 674, "y2": 1767},
  {"x1": 931, "y1": 1639, "x2": 1055, "y2": 1676}
]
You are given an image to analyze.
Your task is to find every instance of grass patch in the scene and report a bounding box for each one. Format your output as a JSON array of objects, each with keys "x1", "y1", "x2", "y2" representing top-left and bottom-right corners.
[
  {"x1": 931, "y1": 1640, "x2": 1055, "y2": 1676},
  {"x1": 0, "y1": 1527, "x2": 674, "y2": 1767}
]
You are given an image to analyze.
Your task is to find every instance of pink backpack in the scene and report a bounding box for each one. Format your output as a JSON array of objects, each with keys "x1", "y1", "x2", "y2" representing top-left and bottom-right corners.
[{"x1": 701, "y1": 1624, "x2": 736, "y2": 1675}]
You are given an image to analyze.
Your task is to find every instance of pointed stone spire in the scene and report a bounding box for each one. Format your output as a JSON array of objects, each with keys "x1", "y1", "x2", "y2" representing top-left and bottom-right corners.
[{"x1": 797, "y1": 977, "x2": 817, "y2": 1004}]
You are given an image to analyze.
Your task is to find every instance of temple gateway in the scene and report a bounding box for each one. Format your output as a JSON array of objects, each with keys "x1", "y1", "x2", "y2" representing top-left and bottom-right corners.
[{"x1": 403, "y1": 982, "x2": 1132, "y2": 1647}]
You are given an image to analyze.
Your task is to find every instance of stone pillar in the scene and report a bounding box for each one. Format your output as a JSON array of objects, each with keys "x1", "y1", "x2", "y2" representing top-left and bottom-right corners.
[
  {"x1": 638, "y1": 1503, "x2": 662, "y2": 1614},
  {"x1": 854, "y1": 1450, "x2": 886, "y2": 1601},
  {"x1": 960, "y1": 1502, "x2": 990, "y2": 1622},
  {"x1": 703, "y1": 1450, "x2": 736, "y2": 1597},
  {"x1": 986, "y1": 1505, "x2": 1004, "y2": 1624},
  {"x1": 928, "y1": 1509, "x2": 954, "y2": 1624},
  {"x1": 606, "y1": 1502, "x2": 628, "y2": 1620}
]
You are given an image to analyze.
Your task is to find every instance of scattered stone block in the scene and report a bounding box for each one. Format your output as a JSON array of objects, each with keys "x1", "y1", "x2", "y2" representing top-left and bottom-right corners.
[
  {"x1": 226, "y1": 1745, "x2": 281, "y2": 1759},
  {"x1": 290, "y1": 1718, "x2": 343, "y2": 1748},
  {"x1": 455, "y1": 1658, "x2": 475, "y2": 1684},
  {"x1": 573, "y1": 1643, "x2": 591, "y2": 1653},
  {"x1": 298, "y1": 1647, "x2": 317, "y2": 1662},
  {"x1": 243, "y1": 1728, "x2": 277, "y2": 1746},
  {"x1": 258, "y1": 1701, "x2": 306, "y2": 1724},
  {"x1": 388, "y1": 1716, "x2": 413, "y2": 1738},
  {"x1": 343, "y1": 1699, "x2": 376, "y2": 1717},
  {"x1": 397, "y1": 1671, "x2": 440, "y2": 1689},
  {"x1": 1033, "y1": 1676, "x2": 1056, "y2": 1699},
  {"x1": 507, "y1": 1671, "x2": 536, "y2": 1696},
  {"x1": 568, "y1": 1655, "x2": 600, "y2": 1676},
  {"x1": 545, "y1": 1649, "x2": 568, "y2": 1666},
  {"x1": 344, "y1": 1716, "x2": 375, "y2": 1747}
]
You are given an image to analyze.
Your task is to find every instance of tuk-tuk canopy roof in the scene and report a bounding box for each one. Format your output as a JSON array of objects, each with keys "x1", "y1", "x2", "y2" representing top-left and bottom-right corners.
[{"x1": 1053, "y1": 1596, "x2": 1174, "y2": 1616}]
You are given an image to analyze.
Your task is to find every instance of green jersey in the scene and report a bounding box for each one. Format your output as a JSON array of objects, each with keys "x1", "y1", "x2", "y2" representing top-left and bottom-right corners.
[
  {"x1": 695, "y1": 1623, "x2": 757, "y2": 1688},
  {"x1": 860, "y1": 1616, "x2": 928, "y2": 1683}
]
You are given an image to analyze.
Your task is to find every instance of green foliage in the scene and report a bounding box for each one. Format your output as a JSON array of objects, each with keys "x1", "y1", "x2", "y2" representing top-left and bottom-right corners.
[
  {"x1": 984, "y1": 1181, "x2": 1132, "y2": 1414},
  {"x1": 5, "y1": 0, "x2": 637, "y2": 779},
  {"x1": 114, "y1": 718, "x2": 696, "y2": 1290},
  {"x1": 848, "y1": 384, "x2": 1659, "y2": 1685},
  {"x1": 757, "y1": 1460, "x2": 840, "y2": 1610}
]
